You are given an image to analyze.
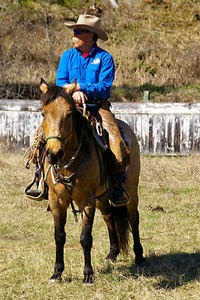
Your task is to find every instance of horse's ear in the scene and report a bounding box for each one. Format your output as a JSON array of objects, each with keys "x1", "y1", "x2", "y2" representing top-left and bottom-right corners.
[
  {"x1": 64, "y1": 79, "x2": 77, "y2": 95},
  {"x1": 40, "y1": 78, "x2": 48, "y2": 94}
]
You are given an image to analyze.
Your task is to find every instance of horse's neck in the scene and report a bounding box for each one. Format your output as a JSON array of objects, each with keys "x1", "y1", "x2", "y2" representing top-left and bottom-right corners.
[{"x1": 64, "y1": 133, "x2": 79, "y2": 162}]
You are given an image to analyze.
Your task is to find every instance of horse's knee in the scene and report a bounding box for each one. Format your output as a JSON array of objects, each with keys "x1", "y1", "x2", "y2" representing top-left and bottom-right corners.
[
  {"x1": 53, "y1": 214, "x2": 66, "y2": 244},
  {"x1": 128, "y1": 202, "x2": 139, "y2": 222},
  {"x1": 80, "y1": 232, "x2": 93, "y2": 250},
  {"x1": 55, "y1": 228, "x2": 66, "y2": 245}
]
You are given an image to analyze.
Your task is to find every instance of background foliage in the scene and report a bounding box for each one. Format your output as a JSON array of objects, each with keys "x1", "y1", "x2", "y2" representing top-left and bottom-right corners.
[{"x1": 0, "y1": 0, "x2": 200, "y2": 101}]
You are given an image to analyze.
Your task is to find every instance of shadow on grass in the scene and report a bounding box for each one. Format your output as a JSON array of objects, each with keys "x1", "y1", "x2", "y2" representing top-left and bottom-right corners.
[{"x1": 118, "y1": 252, "x2": 200, "y2": 290}]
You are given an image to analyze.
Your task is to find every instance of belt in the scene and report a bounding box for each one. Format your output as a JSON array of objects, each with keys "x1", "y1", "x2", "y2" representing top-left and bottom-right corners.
[
  {"x1": 87, "y1": 99, "x2": 111, "y2": 108},
  {"x1": 87, "y1": 99, "x2": 102, "y2": 104}
]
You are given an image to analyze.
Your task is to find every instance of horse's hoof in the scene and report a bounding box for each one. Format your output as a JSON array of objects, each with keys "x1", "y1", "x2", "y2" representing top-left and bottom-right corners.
[
  {"x1": 49, "y1": 274, "x2": 62, "y2": 283},
  {"x1": 104, "y1": 256, "x2": 116, "y2": 271},
  {"x1": 135, "y1": 256, "x2": 147, "y2": 265},
  {"x1": 103, "y1": 257, "x2": 115, "y2": 273},
  {"x1": 136, "y1": 258, "x2": 150, "y2": 269},
  {"x1": 105, "y1": 255, "x2": 117, "y2": 263},
  {"x1": 83, "y1": 274, "x2": 94, "y2": 284}
]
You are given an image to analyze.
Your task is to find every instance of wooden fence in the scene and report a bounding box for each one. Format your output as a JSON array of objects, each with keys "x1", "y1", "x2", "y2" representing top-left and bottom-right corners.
[{"x1": 1, "y1": 99, "x2": 200, "y2": 154}]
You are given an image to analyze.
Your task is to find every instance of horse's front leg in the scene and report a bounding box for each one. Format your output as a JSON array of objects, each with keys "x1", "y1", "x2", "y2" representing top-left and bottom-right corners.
[
  {"x1": 50, "y1": 200, "x2": 67, "y2": 282},
  {"x1": 80, "y1": 202, "x2": 96, "y2": 283}
]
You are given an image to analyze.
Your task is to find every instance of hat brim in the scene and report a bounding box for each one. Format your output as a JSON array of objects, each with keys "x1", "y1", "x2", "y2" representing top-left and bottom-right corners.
[{"x1": 64, "y1": 22, "x2": 108, "y2": 41}]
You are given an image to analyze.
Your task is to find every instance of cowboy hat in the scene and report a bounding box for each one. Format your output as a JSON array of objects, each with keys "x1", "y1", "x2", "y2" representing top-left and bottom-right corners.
[{"x1": 64, "y1": 14, "x2": 108, "y2": 41}]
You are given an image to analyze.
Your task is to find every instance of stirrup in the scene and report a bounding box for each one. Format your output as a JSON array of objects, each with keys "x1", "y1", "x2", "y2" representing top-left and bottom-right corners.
[
  {"x1": 109, "y1": 197, "x2": 129, "y2": 207},
  {"x1": 109, "y1": 184, "x2": 130, "y2": 207},
  {"x1": 24, "y1": 178, "x2": 45, "y2": 201}
]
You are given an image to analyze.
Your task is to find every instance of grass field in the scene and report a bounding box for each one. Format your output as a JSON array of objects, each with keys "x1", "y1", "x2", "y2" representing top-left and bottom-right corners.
[{"x1": 0, "y1": 152, "x2": 199, "y2": 299}]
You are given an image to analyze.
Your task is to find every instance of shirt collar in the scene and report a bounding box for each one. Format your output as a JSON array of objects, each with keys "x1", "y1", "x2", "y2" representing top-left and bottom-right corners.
[{"x1": 75, "y1": 43, "x2": 98, "y2": 56}]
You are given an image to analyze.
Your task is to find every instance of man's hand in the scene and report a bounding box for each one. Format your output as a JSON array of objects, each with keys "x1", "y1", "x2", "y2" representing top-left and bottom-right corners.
[
  {"x1": 72, "y1": 91, "x2": 88, "y2": 106},
  {"x1": 63, "y1": 83, "x2": 87, "y2": 106}
]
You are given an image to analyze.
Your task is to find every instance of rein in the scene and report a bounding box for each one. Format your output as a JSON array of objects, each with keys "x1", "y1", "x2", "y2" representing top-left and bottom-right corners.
[{"x1": 62, "y1": 124, "x2": 85, "y2": 169}]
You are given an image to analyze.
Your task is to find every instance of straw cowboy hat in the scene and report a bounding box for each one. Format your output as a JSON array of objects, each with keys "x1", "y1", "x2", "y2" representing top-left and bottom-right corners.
[{"x1": 64, "y1": 14, "x2": 108, "y2": 41}]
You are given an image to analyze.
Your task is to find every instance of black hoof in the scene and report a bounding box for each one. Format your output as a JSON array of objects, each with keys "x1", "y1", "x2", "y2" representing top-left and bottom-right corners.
[
  {"x1": 135, "y1": 256, "x2": 147, "y2": 265},
  {"x1": 83, "y1": 274, "x2": 94, "y2": 284},
  {"x1": 49, "y1": 273, "x2": 62, "y2": 283},
  {"x1": 105, "y1": 255, "x2": 117, "y2": 263},
  {"x1": 136, "y1": 258, "x2": 150, "y2": 269}
]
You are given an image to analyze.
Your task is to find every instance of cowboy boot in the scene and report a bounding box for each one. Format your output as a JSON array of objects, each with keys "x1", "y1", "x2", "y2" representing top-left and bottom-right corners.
[
  {"x1": 109, "y1": 170, "x2": 129, "y2": 207},
  {"x1": 25, "y1": 164, "x2": 48, "y2": 201},
  {"x1": 103, "y1": 149, "x2": 129, "y2": 207},
  {"x1": 25, "y1": 182, "x2": 48, "y2": 201},
  {"x1": 24, "y1": 124, "x2": 48, "y2": 201}
]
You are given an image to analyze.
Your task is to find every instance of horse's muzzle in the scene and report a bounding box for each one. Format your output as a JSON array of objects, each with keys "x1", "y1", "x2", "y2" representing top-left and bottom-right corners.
[{"x1": 47, "y1": 148, "x2": 65, "y2": 165}]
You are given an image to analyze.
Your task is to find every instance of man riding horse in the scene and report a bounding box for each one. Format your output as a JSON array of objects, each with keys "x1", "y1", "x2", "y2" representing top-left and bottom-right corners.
[{"x1": 26, "y1": 14, "x2": 130, "y2": 207}]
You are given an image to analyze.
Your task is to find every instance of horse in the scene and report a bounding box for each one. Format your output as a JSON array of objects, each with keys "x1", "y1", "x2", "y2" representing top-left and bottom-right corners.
[{"x1": 39, "y1": 79, "x2": 145, "y2": 283}]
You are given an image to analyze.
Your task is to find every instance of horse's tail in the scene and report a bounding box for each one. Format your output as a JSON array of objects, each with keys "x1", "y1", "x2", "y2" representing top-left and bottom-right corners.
[{"x1": 112, "y1": 205, "x2": 129, "y2": 255}]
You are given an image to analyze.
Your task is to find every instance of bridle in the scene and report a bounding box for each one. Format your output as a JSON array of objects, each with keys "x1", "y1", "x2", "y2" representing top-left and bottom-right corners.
[
  {"x1": 44, "y1": 129, "x2": 73, "y2": 145},
  {"x1": 44, "y1": 122, "x2": 85, "y2": 222},
  {"x1": 45, "y1": 135, "x2": 66, "y2": 143},
  {"x1": 43, "y1": 118, "x2": 74, "y2": 144},
  {"x1": 45, "y1": 121, "x2": 85, "y2": 186}
]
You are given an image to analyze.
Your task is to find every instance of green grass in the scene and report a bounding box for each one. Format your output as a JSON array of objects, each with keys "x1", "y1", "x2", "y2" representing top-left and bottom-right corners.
[{"x1": 0, "y1": 152, "x2": 200, "y2": 299}]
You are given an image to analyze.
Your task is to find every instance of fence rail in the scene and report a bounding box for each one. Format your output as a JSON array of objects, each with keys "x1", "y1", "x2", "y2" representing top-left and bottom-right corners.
[{"x1": 1, "y1": 99, "x2": 200, "y2": 154}]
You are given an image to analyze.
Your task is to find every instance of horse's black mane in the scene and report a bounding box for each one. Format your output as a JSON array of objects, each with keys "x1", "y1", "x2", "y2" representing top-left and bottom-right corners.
[{"x1": 41, "y1": 85, "x2": 75, "y2": 108}]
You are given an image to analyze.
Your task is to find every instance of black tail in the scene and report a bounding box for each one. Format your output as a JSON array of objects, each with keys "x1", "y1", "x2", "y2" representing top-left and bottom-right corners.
[{"x1": 112, "y1": 205, "x2": 129, "y2": 255}]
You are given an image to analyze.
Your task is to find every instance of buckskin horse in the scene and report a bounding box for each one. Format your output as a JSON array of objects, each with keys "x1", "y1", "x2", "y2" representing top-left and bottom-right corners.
[{"x1": 38, "y1": 79, "x2": 145, "y2": 283}]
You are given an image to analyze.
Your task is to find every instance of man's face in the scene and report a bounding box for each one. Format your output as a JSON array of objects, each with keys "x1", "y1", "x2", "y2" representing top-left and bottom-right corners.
[{"x1": 72, "y1": 28, "x2": 94, "y2": 51}]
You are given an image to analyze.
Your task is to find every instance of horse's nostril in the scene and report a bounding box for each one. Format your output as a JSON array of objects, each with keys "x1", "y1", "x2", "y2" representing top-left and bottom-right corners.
[
  {"x1": 46, "y1": 149, "x2": 51, "y2": 161},
  {"x1": 57, "y1": 149, "x2": 64, "y2": 160},
  {"x1": 48, "y1": 152, "x2": 57, "y2": 165},
  {"x1": 47, "y1": 149, "x2": 64, "y2": 165}
]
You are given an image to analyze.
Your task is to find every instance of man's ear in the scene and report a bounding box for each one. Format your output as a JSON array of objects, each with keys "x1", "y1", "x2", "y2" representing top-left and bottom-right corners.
[
  {"x1": 40, "y1": 78, "x2": 48, "y2": 94},
  {"x1": 64, "y1": 79, "x2": 77, "y2": 95}
]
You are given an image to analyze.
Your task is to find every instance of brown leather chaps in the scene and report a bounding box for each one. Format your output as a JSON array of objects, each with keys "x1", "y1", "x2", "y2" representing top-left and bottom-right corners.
[{"x1": 100, "y1": 107, "x2": 130, "y2": 172}]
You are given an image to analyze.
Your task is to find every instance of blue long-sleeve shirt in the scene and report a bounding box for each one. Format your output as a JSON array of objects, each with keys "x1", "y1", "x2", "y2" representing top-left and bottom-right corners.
[{"x1": 56, "y1": 44, "x2": 115, "y2": 102}]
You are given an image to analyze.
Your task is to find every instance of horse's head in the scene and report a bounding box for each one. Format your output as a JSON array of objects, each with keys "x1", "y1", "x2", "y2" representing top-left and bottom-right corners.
[{"x1": 40, "y1": 79, "x2": 77, "y2": 166}]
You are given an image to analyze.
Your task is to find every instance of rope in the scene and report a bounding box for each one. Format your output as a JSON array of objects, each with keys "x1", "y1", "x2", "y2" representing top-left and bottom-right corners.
[{"x1": 70, "y1": 202, "x2": 81, "y2": 223}]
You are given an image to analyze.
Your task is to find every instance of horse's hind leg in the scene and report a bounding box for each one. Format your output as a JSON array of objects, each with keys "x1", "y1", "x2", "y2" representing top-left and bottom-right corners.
[
  {"x1": 80, "y1": 203, "x2": 96, "y2": 283},
  {"x1": 101, "y1": 212, "x2": 120, "y2": 261},
  {"x1": 97, "y1": 199, "x2": 120, "y2": 261},
  {"x1": 128, "y1": 200, "x2": 145, "y2": 265}
]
